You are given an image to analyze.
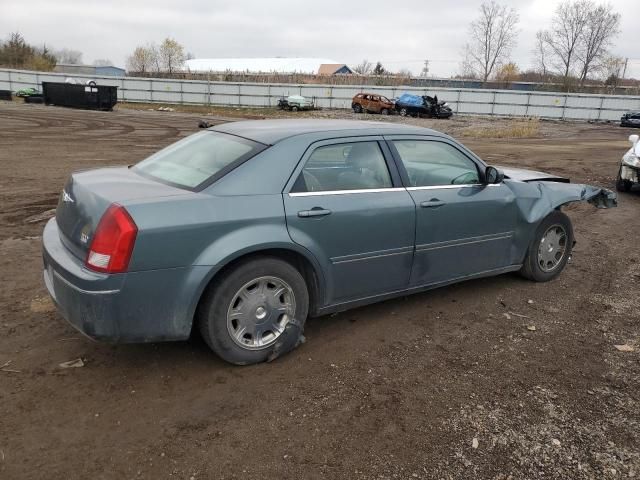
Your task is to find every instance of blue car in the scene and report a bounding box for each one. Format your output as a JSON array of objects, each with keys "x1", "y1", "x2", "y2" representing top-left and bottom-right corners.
[{"x1": 42, "y1": 120, "x2": 616, "y2": 364}]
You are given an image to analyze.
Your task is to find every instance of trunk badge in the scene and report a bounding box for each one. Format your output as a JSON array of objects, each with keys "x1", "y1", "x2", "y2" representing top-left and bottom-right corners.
[{"x1": 62, "y1": 189, "x2": 74, "y2": 203}]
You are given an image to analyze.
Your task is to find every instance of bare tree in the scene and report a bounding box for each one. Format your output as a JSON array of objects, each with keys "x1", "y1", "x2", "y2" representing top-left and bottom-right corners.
[
  {"x1": 599, "y1": 54, "x2": 625, "y2": 85},
  {"x1": 537, "y1": 0, "x2": 621, "y2": 87},
  {"x1": 462, "y1": 1, "x2": 519, "y2": 82},
  {"x1": 353, "y1": 59, "x2": 373, "y2": 75},
  {"x1": 53, "y1": 48, "x2": 83, "y2": 64},
  {"x1": 576, "y1": 3, "x2": 620, "y2": 85},
  {"x1": 541, "y1": 0, "x2": 591, "y2": 81},
  {"x1": 533, "y1": 31, "x2": 551, "y2": 77},
  {"x1": 126, "y1": 45, "x2": 155, "y2": 73},
  {"x1": 159, "y1": 37, "x2": 185, "y2": 73}
]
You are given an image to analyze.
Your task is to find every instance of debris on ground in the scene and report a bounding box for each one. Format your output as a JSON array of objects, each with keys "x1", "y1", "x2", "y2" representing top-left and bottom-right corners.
[
  {"x1": 614, "y1": 344, "x2": 635, "y2": 352},
  {"x1": 58, "y1": 358, "x2": 85, "y2": 369},
  {"x1": 0, "y1": 360, "x2": 21, "y2": 373}
]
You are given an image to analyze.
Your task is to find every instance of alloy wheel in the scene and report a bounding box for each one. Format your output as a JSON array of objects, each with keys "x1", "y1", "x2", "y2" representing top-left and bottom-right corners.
[
  {"x1": 537, "y1": 225, "x2": 568, "y2": 272},
  {"x1": 226, "y1": 276, "x2": 296, "y2": 350}
]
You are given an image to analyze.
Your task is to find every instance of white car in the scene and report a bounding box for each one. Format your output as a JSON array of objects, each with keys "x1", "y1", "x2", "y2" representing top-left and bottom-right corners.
[{"x1": 617, "y1": 134, "x2": 640, "y2": 192}]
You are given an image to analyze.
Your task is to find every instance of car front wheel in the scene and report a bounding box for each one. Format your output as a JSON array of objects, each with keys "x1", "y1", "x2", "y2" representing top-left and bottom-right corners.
[
  {"x1": 198, "y1": 257, "x2": 309, "y2": 365},
  {"x1": 520, "y1": 211, "x2": 573, "y2": 282},
  {"x1": 616, "y1": 168, "x2": 633, "y2": 192}
]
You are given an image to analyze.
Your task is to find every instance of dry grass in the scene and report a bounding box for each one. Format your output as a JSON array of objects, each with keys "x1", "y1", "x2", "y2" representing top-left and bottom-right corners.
[{"x1": 462, "y1": 117, "x2": 540, "y2": 139}]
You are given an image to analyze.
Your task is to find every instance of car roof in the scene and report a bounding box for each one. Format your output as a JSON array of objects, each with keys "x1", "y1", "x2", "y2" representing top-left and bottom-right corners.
[{"x1": 211, "y1": 119, "x2": 443, "y2": 145}]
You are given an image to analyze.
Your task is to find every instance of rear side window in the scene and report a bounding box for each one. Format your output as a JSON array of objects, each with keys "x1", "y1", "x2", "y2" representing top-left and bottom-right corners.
[
  {"x1": 393, "y1": 140, "x2": 480, "y2": 187},
  {"x1": 134, "y1": 131, "x2": 265, "y2": 190},
  {"x1": 292, "y1": 141, "x2": 392, "y2": 193}
]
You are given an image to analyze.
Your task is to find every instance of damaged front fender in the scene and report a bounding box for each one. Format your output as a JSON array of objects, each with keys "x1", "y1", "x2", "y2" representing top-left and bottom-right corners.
[{"x1": 505, "y1": 180, "x2": 617, "y2": 225}]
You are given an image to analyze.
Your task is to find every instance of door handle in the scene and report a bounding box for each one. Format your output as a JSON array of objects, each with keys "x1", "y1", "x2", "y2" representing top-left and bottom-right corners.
[
  {"x1": 298, "y1": 208, "x2": 332, "y2": 218},
  {"x1": 420, "y1": 199, "x2": 445, "y2": 208}
]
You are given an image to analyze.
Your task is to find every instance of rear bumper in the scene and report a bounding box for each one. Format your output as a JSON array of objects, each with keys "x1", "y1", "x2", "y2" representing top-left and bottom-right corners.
[{"x1": 42, "y1": 218, "x2": 212, "y2": 343}]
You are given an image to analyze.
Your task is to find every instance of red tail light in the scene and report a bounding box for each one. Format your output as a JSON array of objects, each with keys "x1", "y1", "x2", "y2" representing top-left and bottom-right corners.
[{"x1": 85, "y1": 204, "x2": 138, "y2": 273}]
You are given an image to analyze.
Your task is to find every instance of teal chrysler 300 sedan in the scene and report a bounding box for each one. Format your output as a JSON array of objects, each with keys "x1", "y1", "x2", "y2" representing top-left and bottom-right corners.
[{"x1": 43, "y1": 120, "x2": 616, "y2": 364}]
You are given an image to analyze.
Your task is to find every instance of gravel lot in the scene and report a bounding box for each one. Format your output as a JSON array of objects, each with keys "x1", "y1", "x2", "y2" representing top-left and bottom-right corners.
[{"x1": 1, "y1": 101, "x2": 639, "y2": 479}]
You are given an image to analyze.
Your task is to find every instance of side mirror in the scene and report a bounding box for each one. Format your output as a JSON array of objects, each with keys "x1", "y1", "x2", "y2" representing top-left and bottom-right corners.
[
  {"x1": 630, "y1": 134, "x2": 639, "y2": 146},
  {"x1": 485, "y1": 166, "x2": 504, "y2": 184}
]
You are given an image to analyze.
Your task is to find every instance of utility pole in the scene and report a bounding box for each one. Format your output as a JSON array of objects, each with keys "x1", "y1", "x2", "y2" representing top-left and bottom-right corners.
[
  {"x1": 621, "y1": 57, "x2": 628, "y2": 81},
  {"x1": 421, "y1": 59, "x2": 430, "y2": 78}
]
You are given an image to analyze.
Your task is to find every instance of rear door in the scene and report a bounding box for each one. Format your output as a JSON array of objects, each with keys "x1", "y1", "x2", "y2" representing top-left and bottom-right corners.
[
  {"x1": 283, "y1": 137, "x2": 416, "y2": 304},
  {"x1": 387, "y1": 136, "x2": 519, "y2": 286}
]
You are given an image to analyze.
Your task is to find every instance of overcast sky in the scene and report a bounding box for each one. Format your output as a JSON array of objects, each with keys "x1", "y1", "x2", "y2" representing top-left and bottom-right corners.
[{"x1": 2, "y1": 0, "x2": 639, "y2": 78}]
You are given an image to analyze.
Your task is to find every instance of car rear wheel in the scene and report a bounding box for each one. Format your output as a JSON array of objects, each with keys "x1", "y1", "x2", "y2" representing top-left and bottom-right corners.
[
  {"x1": 198, "y1": 257, "x2": 309, "y2": 365},
  {"x1": 399, "y1": 108, "x2": 408, "y2": 117},
  {"x1": 353, "y1": 104, "x2": 362, "y2": 113},
  {"x1": 291, "y1": 105, "x2": 299, "y2": 112},
  {"x1": 520, "y1": 211, "x2": 573, "y2": 282},
  {"x1": 381, "y1": 108, "x2": 389, "y2": 115}
]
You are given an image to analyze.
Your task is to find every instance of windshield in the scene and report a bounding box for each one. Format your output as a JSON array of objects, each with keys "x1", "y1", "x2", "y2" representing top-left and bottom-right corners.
[{"x1": 133, "y1": 131, "x2": 265, "y2": 190}]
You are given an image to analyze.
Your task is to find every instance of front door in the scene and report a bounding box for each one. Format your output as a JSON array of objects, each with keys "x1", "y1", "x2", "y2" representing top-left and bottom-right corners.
[
  {"x1": 284, "y1": 138, "x2": 416, "y2": 304},
  {"x1": 387, "y1": 137, "x2": 518, "y2": 286}
]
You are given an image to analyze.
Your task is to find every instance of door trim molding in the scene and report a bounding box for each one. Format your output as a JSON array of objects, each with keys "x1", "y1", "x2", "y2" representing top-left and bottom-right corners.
[
  {"x1": 415, "y1": 232, "x2": 514, "y2": 252},
  {"x1": 331, "y1": 245, "x2": 414, "y2": 264}
]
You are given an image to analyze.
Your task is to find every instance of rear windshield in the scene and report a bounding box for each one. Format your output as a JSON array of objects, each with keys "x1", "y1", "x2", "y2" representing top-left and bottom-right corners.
[{"x1": 133, "y1": 131, "x2": 266, "y2": 190}]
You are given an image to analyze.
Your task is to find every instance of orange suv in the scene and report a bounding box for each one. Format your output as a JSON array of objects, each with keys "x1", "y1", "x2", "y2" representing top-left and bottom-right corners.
[{"x1": 352, "y1": 93, "x2": 394, "y2": 115}]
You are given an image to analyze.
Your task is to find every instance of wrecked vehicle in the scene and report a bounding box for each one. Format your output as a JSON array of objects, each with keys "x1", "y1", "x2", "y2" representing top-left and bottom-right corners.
[
  {"x1": 277, "y1": 95, "x2": 315, "y2": 112},
  {"x1": 621, "y1": 112, "x2": 640, "y2": 128},
  {"x1": 616, "y1": 134, "x2": 640, "y2": 192},
  {"x1": 42, "y1": 120, "x2": 616, "y2": 365},
  {"x1": 352, "y1": 93, "x2": 394, "y2": 115},
  {"x1": 14, "y1": 87, "x2": 40, "y2": 97},
  {"x1": 395, "y1": 93, "x2": 453, "y2": 119}
]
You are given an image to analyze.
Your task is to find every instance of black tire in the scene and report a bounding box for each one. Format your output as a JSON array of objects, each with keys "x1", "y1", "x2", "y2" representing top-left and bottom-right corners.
[
  {"x1": 399, "y1": 107, "x2": 408, "y2": 117},
  {"x1": 520, "y1": 211, "x2": 574, "y2": 282},
  {"x1": 380, "y1": 108, "x2": 389, "y2": 115},
  {"x1": 291, "y1": 105, "x2": 299, "y2": 112},
  {"x1": 353, "y1": 103, "x2": 362, "y2": 113},
  {"x1": 198, "y1": 257, "x2": 309, "y2": 365},
  {"x1": 616, "y1": 168, "x2": 633, "y2": 192}
]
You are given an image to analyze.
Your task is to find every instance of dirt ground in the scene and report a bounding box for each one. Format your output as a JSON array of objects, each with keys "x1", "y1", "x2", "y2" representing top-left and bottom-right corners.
[{"x1": 1, "y1": 101, "x2": 639, "y2": 480}]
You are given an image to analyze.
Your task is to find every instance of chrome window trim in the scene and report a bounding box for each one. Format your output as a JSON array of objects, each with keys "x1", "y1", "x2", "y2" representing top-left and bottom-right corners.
[
  {"x1": 406, "y1": 183, "x2": 501, "y2": 191},
  {"x1": 288, "y1": 187, "x2": 406, "y2": 197}
]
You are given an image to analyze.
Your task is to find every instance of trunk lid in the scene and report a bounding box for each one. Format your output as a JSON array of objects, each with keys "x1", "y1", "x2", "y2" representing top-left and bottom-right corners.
[{"x1": 56, "y1": 166, "x2": 189, "y2": 259}]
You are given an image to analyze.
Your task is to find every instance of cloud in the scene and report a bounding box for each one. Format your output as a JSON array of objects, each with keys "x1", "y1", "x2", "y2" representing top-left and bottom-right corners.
[{"x1": 1, "y1": 0, "x2": 638, "y2": 78}]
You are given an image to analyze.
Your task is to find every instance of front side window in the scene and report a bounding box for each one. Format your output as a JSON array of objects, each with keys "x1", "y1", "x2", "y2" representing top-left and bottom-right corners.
[
  {"x1": 392, "y1": 140, "x2": 480, "y2": 187},
  {"x1": 292, "y1": 141, "x2": 392, "y2": 193},
  {"x1": 134, "y1": 131, "x2": 264, "y2": 190}
]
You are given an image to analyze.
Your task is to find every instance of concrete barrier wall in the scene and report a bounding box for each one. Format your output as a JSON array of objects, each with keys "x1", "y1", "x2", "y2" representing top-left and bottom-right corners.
[{"x1": 1, "y1": 68, "x2": 638, "y2": 122}]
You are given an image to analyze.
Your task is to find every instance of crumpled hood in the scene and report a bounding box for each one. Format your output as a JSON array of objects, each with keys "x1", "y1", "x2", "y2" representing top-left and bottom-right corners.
[
  {"x1": 498, "y1": 166, "x2": 570, "y2": 183},
  {"x1": 503, "y1": 178, "x2": 617, "y2": 225}
]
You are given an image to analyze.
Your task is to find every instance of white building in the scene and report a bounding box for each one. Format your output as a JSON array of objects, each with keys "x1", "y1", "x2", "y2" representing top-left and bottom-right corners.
[{"x1": 184, "y1": 58, "x2": 353, "y2": 75}]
